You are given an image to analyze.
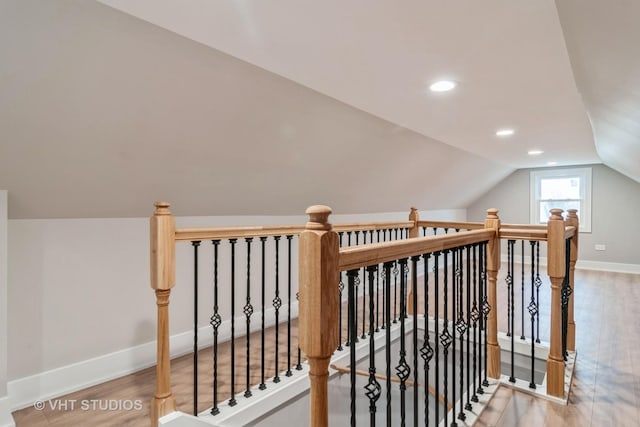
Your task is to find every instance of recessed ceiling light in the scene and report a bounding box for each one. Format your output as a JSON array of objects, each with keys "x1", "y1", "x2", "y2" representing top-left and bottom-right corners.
[
  {"x1": 547, "y1": 161, "x2": 557, "y2": 166},
  {"x1": 528, "y1": 150, "x2": 544, "y2": 156},
  {"x1": 496, "y1": 129, "x2": 514, "y2": 137},
  {"x1": 429, "y1": 80, "x2": 457, "y2": 92}
]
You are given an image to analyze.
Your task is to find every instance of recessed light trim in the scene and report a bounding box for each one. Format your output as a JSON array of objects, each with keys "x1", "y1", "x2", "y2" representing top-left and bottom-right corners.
[
  {"x1": 496, "y1": 129, "x2": 514, "y2": 137},
  {"x1": 429, "y1": 80, "x2": 457, "y2": 92},
  {"x1": 528, "y1": 150, "x2": 544, "y2": 156}
]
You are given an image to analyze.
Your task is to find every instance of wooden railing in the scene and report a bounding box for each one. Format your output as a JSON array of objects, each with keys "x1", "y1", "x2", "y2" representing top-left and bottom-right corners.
[{"x1": 149, "y1": 203, "x2": 578, "y2": 426}]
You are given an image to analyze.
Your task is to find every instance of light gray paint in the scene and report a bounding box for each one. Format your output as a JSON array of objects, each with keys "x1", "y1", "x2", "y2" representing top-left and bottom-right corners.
[
  {"x1": 0, "y1": 191, "x2": 7, "y2": 396},
  {"x1": 0, "y1": 0, "x2": 510, "y2": 220},
  {"x1": 468, "y1": 164, "x2": 640, "y2": 265}
]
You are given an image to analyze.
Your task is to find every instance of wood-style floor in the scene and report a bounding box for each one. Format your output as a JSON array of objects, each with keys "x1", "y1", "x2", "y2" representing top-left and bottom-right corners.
[{"x1": 11, "y1": 268, "x2": 640, "y2": 426}]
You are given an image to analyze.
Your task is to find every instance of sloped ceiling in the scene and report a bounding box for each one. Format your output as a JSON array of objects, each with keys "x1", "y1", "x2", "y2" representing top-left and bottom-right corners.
[
  {"x1": 555, "y1": 0, "x2": 640, "y2": 184},
  {"x1": 0, "y1": 0, "x2": 510, "y2": 219}
]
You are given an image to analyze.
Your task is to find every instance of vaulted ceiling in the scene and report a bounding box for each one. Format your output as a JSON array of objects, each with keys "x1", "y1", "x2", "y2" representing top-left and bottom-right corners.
[{"x1": 1, "y1": 1, "x2": 637, "y2": 219}]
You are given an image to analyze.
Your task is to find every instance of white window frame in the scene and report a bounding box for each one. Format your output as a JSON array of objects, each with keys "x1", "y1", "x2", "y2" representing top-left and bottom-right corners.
[{"x1": 530, "y1": 167, "x2": 592, "y2": 233}]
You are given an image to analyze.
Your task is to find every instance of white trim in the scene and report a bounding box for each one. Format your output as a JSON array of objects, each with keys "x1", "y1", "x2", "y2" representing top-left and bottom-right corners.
[
  {"x1": 0, "y1": 397, "x2": 15, "y2": 427},
  {"x1": 575, "y1": 260, "x2": 640, "y2": 275},
  {"x1": 530, "y1": 167, "x2": 592, "y2": 232},
  {"x1": 7, "y1": 304, "x2": 296, "y2": 411}
]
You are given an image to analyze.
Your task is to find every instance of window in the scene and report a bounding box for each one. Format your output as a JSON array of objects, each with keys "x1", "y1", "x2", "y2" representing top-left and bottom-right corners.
[{"x1": 530, "y1": 167, "x2": 591, "y2": 232}]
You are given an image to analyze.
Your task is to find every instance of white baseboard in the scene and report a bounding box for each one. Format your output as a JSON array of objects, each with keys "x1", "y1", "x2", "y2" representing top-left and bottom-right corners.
[
  {"x1": 7, "y1": 304, "x2": 297, "y2": 411},
  {"x1": 575, "y1": 260, "x2": 640, "y2": 274},
  {"x1": 0, "y1": 396, "x2": 15, "y2": 427},
  {"x1": 500, "y1": 254, "x2": 640, "y2": 275}
]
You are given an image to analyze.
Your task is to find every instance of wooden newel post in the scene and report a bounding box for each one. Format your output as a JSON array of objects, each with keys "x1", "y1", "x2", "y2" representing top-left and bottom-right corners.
[
  {"x1": 298, "y1": 205, "x2": 340, "y2": 427},
  {"x1": 565, "y1": 209, "x2": 579, "y2": 351},
  {"x1": 407, "y1": 207, "x2": 419, "y2": 315},
  {"x1": 150, "y1": 202, "x2": 177, "y2": 426},
  {"x1": 546, "y1": 208, "x2": 566, "y2": 398},
  {"x1": 484, "y1": 208, "x2": 501, "y2": 379}
]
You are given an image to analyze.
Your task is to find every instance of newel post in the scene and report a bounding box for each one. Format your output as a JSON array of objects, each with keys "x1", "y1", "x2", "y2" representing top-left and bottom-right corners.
[
  {"x1": 299, "y1": 205, "x2": 340, "y2": 427},
  {"x1": 484, "y1": 208, "x2": 501, "y2": 379},
  {"x1": 150, "y1": 202, "x2": 177, "y2": 426},
  {"x1": 407, "y1": 207, "x2": 420, "y2": 315},
  {"x1": 546, "y1": 208, "x2": 566, "y2": 398},
  {"x1": 565, "y1": 209, "x2": 579, "y2": 351}
]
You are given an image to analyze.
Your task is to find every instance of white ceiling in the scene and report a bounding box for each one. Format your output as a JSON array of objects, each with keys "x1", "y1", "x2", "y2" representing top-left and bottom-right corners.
[{"x1": 98, "y1": 0, "x2": 601, "y2": 169}]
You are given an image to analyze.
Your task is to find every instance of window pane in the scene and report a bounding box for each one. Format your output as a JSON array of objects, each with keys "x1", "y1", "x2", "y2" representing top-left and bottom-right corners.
[
  {"x1": 538, "y1": 200, "x2": 580, "y2": 222},
  {"x1": 540, "y1": 177, "x2": 580, "y2": 200}
]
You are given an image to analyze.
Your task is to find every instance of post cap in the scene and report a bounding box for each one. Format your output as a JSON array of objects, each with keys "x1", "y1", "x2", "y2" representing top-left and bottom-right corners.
[
  {"x1": 305, "y1": 205, "x2": 332, "y2": 231},
  {"x1": 486, "y1": 208, "x2": 499, "y2": 219},
  {"x1": 154, "y1": 201, "x2": 171, "y2": 215},
  {"x1": 566, "y1": 209, "x2": 578, "y2": 218},
  {"x1": 549, "y1": 208, "x2": 564, "y2": 220}
]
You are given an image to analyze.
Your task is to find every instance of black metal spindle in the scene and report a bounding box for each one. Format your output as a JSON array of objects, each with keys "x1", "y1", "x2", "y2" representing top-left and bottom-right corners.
[
  {"x1": 508, "y1": 239, "x2": 516, "y2": 383},
  {"x1": 482, "y1": 242, "x2": 490, "y2": 388},
  {"x1": 471, "y1": 244, "x2": 480, "y2": 401},
  {"x1": 244, "y1": 238, "x2": 253, "y2": 398},
  {"x1": 259, "y1": 237, "x2": 267, "y2": 390},
  {"x1": 411, "y1": 256, "x2": 420, "y2": 427},
  {"x1": 192, "y1": 240, "x2": 201, "y2": 416},
  {"x1": 366, "y1": 265, "x2": 382, "y2": 426},
  {"x1": 562, "y1": 238, "x2": 572, "y2": 361},
  {"x1": 521, "y1": 240, "x2": 526, "y2": 340},
  {"x1": 506, "y1": 240, "x2": 513, "y2": 338},
  {"x1": 338, "y1": 233, "x2": 345, "y2": 351},
  {"x1": 434, "y1": 251, "x2": 441, "y2": 423},
  {"x1": 421, "y1": 253, "x2": 433, "y2": 427},
  {"x1": 535, "y1": 241, "x2": 542, "y2": 343},
  {"x1": 355, "y1": 231, "x2": 361, "y2": 343},
  {"x1": 347, "y1": 269, "x2": 358, "y2": 427},
  {"x1": 465, "y1": 245, "x2": 473, "y2": 412},
  {"x1": 210, "y1": 240, "x2": 221, "y2": 415},
  {"x1": 229, "y1": 238, "x2": 238, "y2": 406},
  {"x1": 451, "y1": 249, "x2": 458, "y2": 427},
  {"x1": 393, "y1": 259, "x2": 399, "y2": 323},
  {"x1": 396, "y1": 258, "x2": 410, "y2": 427},
  {"x1": 273, "y1": 236, "x2": 281, "y2": 383},
  {"x1": 528, "y1": 240, "x2": 538, "y2": 389},
  {"x1": 361, "y1": 232, "x2": 367, "y2": 340},
  {"x1": 440, "y1": 250, "x2": 452, "y2": 427},
  {"x1": 383, "y1": 261, "x2": 393, "y2": 427},
  {"x1": 286, "y1": 235, "x2": 293, "y2": 376},
  {"x1": 457, "y1": 247, "x2": 467, "y2": 422}
]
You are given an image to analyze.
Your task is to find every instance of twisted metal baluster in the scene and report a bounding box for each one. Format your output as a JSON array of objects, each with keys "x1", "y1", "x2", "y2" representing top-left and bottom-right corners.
[
  {"x1": 508, "y1": 240, "x2": 516, "y2": 383},
  {"x1": 366, "y1": 265, "x2": 381, "y2": 426},
  {"x1": 383, "y1": 261, "x2": 393, "y2": 427},
  {"x1": 243, "y1": 238, "x2": 254, "y2": 398},
  {"x1": 482, "y1": 242, "x2": 491, "y2": 388},
  {"x1": 338, "y1": 232, "x2": 345, "y2": 350},
  {"x1": 421, "y1": 253, "x2": 434, "y2": 426},
  {"x1": 210, "y1": 240, "x2": 221, "y2": 415},
  {"x1": 457, "y1": 247, "x2": 468, "y2": 422},
  {"x1": 440, "y1": 250, "x2": 452, "y2": 427},
  {"x1": 396, "y1": 258, "x2": 410, "y2": 427},
  {"x1": 535, "y1": 241, "x2": 542, "y2": 343},
  {"x1": 347, "y1": 269, "x2": 359, "y2": 427},
  {"x1": 528, "y1": 240, "x2": 538, "y2": 389},
  {"x1": 273, "y1": 236, "x2": 281, "y2": 383}
]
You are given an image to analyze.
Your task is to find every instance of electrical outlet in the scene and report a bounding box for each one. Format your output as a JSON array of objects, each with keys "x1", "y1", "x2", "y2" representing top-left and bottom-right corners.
[{"x1": 595, "y1": 244, "x2": 606, "y2": 251}]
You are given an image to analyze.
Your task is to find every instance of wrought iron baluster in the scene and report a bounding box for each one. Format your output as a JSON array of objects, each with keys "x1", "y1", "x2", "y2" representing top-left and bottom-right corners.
[
  {"x1": 361, "y1": 231, "x2": 367, "y2": 340},
  {"x1": 244, "y1": 238, "x2": 254, "y2": 398},
  {"x1": 229, "y1": 238, "x2": 238, "y2": 406},
  {"x1": 393, "y1": 259, "x2": 399, "y2": 323},
  {"x1": 451, "y1": 249, "x2": 458, "y2": 427},
  {"x1": 434, "y1": 251, "x2": 441, "y2": 423},
  {"x1": 383, "y1": 261, "x2": 393, "y2": 427},
  {"x1": 421, "y1": 253, "x2": 434, "y2": 427},
  {"x1": 482, "y1": 242, "x2": 490, "y2": 388},
  {"x1": 347, "y1": 269, "x2": 359, "y2": 427},
  {"x1": 465, "y1": 245, "x2": 474, "y2": 411},
  {"x1": 396, "y1": 258, "x2": 410, "y2": 427},
  {"x1": 286, "y1": 235, "x2": 293, "y2": 377},
  {"x1": 457, "y1": 247, "x2": 468, "y2": 422},
  {"x1": 273, "y1": 236, "x2": 281, "y2": 383},
  {"x1": 535, "y1": 241, "x2": 542, "y2": 343},
  {"x1": 440, "y1": 250, "x2": 452, "y2": 427},
  {"x1": 338, "y1": 232, "x2": 345, "y2": 350},
  {"x1": 506, "y1": 240, "x2": 513, "y2": 338},
  {"x1": 521, "y1": 240, "x2": 525, "y2": 340},
  {"x1": 562, "y1": 238, "x2": 572, "y2": 360},
  {"x1": 192, "y1": 240, "x2": 201, "y2": 415},
  {"x1": 471, "y1": 244, "x2": 480, "y2": 401},
  {"x1": 508, "y1": 240, "x2": 516, "y2": 383},
  {"x1": 528, "y1": 240, "x2": 538, "y2": 389},
  {"x1": 259, "y1": 237, "x2": 267, "y2": 390},
  {"x1": 366, "y1": 265, "x2": 382, "y2": 426},
  {"x1": 411, "y1": 256, "x2": 420, "y2": 427},
  {"x1": 210, "y1": 240, "x2": 221, "y2": 415}
]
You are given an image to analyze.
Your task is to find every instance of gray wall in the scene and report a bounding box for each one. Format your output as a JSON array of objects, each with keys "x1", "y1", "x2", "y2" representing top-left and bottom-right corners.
[{"x1": 467, "y1": 163, "x2": 640, "y2": 265}]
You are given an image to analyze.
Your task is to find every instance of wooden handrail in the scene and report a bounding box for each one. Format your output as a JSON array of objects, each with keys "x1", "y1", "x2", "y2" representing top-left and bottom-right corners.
[
  {"x1": 175, "y1": 224, "x2": 304, "y2": 241},
  {"x1": 417, "y1": 220, "x2": 485, "y2": 230},
  {"x1": 333, "y1": 220, "x2": 414, "y2": 233},
  {"x1": 338, "y1": 229, "x2": 494, "y2": 271},
  {"x1": 499, "y1": 228, "x2": 547, "y2": 241}
]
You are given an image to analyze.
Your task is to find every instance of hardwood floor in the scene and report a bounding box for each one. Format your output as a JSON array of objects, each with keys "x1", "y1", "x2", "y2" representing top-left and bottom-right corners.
[{"x1": 11, "y1": 268, "x2": 640, "y2": 426}]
